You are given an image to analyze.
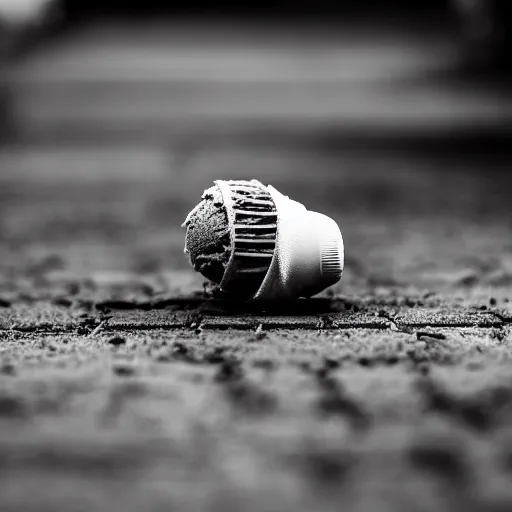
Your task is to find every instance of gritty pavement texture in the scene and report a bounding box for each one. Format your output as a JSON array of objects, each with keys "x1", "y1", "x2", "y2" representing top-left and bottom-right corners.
[{"x1": 0, "y1": 18, "x2": 512, "y2": 512}]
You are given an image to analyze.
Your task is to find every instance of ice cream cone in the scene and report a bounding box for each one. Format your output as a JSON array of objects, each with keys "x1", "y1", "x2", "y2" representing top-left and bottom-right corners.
[{"x1": 183, "y1": 180, "x2": 344, "y2": 300}]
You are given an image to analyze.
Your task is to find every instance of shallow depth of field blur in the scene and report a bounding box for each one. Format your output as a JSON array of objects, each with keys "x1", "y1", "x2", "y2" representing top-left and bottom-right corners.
[
  {"x1": 1, "y1": 0, "x2": 511, "y2": 289},
  {"x1": 0, "y1": 2, "x2": 512, "y2": 512}
]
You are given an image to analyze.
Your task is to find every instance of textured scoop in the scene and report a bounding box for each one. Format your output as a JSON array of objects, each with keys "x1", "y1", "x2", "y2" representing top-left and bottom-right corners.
[
  {"x1": 183, "y1": 185, "x2": 231, "y2": 284},
  {"x1": 183, "y1": 180, "x2": 278, "y2": 297}
]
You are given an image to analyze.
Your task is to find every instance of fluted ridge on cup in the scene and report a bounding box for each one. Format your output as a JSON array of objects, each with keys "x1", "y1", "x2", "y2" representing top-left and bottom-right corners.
[
  {"x1": 320, "y1": 222, "x2": 344, "y2": 278},
  {"x1": 217, "y1": 180, "x2": 278, "y2": 298}
]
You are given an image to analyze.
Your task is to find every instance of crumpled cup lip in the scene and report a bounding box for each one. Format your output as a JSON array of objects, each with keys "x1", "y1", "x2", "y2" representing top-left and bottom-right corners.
[{"x1": 216, "y1": 179, "x2": 278, "y2": 298}]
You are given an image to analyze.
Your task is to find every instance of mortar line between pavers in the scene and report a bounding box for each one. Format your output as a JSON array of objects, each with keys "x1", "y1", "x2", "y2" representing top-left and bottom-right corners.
[
  {"x1": 2, "y1": 309, "x2": 506, "y2": 334},
  {"x1": 490, "y1": 312, "x2": 512, "y2": 324},
  {"x1": 5, "y1": 323, "x2": 505, "y2": 334}
]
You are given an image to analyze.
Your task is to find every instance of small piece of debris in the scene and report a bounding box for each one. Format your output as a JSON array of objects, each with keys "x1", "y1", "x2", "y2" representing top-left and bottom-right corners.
[
  {"x1": 416, "y1": 331, "x2": 446, "y2": 341},
  {"x1": 389, "y1": 322, "x2": 400, "y2": 332},
  {"x1": 88, "y1": 320, "x2": 107, "y2": 337},
  {"x1": 254, "y1": 323, "x2": 266, "y2": 340},
  {"x1": 52, "y1": 297, "x2": 73, "y2": 308},
  {"x1": 112, "y1": 362, "x2": 136, "y2": 376},
  {"x1": 246, "y1": 323, "x2": 267, "y2": 343},
  {"x1": 358, "y1": 356, "x2": 374, "y2": 368},
  {"x1": 108, "y1": 336, "x2": 126, "y2": 346}
]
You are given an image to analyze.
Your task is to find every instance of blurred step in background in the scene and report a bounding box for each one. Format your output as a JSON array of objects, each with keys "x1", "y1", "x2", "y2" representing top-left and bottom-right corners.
[{"x1": 0, "y1": 0, "x2": 510, "y2": 148}]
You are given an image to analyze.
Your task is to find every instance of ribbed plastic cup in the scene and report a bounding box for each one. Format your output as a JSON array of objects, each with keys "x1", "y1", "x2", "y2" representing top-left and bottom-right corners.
[{"x1": 253, "y1": 185, "x2": 344, "y2": 300}]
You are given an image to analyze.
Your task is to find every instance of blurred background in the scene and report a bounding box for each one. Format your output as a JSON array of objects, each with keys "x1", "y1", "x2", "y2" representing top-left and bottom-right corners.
[{"x1": 0, "y1": 0, "x2": 511, "y2": 300}]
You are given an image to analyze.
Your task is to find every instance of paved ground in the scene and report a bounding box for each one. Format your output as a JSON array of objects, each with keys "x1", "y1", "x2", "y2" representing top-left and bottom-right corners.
[{"x1": 1, "y1": 19, "x2": 512, "y2": 512}]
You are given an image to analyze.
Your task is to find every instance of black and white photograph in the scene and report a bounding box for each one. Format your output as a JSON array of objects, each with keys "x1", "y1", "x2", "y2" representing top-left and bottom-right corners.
[{"x1": 0, "y1": 1, "x2": 511, "y2": 510}]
